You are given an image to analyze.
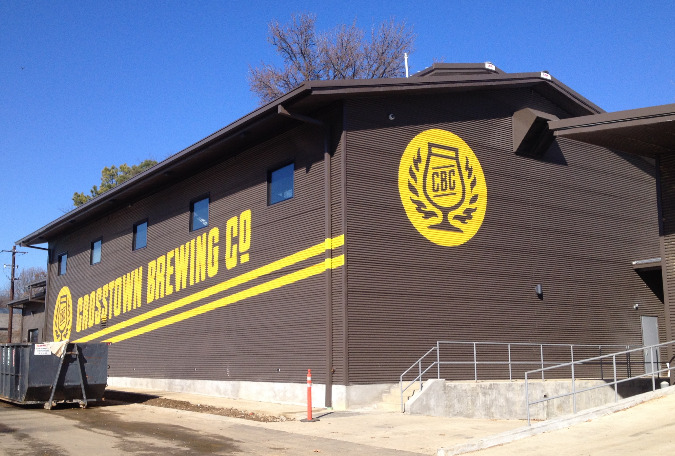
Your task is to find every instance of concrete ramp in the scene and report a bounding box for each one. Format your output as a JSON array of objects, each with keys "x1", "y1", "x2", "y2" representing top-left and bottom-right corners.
[
  {"x1": 437, "y1": 385, "x2": 675, "y2": 455},
  {"x1": 406, "y1": 378, "x2": 661, "y2": 420}
]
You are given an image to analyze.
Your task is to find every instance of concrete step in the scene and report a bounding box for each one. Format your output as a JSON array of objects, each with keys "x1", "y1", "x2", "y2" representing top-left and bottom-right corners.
[{"x1": 375, "y1": 382, "x2": 423, "y2": 411}]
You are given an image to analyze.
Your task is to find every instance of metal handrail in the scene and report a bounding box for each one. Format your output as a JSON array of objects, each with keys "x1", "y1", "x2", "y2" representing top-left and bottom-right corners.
[
  {"x1": 399, "y1": 345, "x2": 438, "y2": 411},
  {"x1": 524, "y1": 340, "x2": 675, "y2": 425},
  {"x1": 399, "y1": 340, "x2": 632, "y2": 412}
]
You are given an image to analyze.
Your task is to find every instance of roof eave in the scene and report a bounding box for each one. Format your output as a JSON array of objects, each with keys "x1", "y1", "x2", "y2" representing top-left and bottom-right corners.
[
  {"x1": 551, "y1": 103, "x2": 675, "y2": 131},
  {"x1": 549, "y1": 103, "x2": 675, "y2": 157},
  {"x1": 16, "y1": 83, "x2": 313, "y2": 247},
  {"x1": 17, "y1": 71, "x2": 602, "y2": 246},
  {"x1": 304, "y1": 72, "x2": 602, "y2": 115}
]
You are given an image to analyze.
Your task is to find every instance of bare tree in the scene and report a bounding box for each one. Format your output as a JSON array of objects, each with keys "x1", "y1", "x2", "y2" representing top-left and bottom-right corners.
[
  {"x1": 0, "y1": 267, "x2": 48, "y2": 307},
  {"x1": 0, "y1": 287, "x2": 9, "y2": 309},
  {"x1": 13, "y1": 267, "x2": 47, "y2": 299},
  {"x1": 249, "y1": 14, "x2": 415, "y2": 103}
]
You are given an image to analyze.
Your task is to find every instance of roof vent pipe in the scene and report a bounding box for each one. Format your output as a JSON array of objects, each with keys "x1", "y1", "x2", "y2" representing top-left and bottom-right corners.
[{"x1": 404, "y1": 53, "x2": 409, "y2": 78}]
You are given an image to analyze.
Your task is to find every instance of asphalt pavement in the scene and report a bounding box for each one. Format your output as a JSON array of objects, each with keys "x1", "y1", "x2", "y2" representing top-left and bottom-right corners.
[
  {"x1": 102, "y1": 384, "x2": 675, "y2": 456},
  {"x1": 1, "y1": 384, "x2": 673, "y2": 455},
  {"x1": 103, "y1": 386, "x2": 522, "y2": 455}
]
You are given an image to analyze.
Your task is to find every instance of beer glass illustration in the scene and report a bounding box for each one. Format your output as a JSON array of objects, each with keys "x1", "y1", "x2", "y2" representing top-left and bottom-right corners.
[{"x1": 422, "y1": 143, "x2": 466, "y2": 232}]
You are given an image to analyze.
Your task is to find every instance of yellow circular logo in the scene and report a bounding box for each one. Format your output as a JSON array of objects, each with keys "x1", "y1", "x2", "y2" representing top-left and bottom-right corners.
[
  {"x1": 53, "y1": 286, "x2": 73, "y2": 341},
  {"x1": 398, "y1": 129, "x2": 487, "y2": 246}
]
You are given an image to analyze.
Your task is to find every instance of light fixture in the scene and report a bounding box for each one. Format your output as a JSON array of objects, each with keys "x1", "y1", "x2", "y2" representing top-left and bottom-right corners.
[
  {"x1": 535, "y1": 284, "x2": 543, "y2": 298},
  {"x1": 388, "y1": 113, "x2": 395, "y2": 121}
]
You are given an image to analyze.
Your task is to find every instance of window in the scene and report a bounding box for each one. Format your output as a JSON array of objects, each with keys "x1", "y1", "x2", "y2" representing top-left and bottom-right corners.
[
  {"x1": 28, "y1": 329, "x2": 39, "y2": 343},
  {"x1": 90, "y1": 238, "x2": 102, "y2": 265},
  {"x1": 190, "y1": 196, "x2": 209, "y2": 231},
  {"x1": 133, "y1": 220, "x2": 148, "y2": 250},
  {"x1": 57, "y1": 252, "x2": 67, "y2": 275},
  {"x1": 268, "y1": 163, "x2": 294, "y2": 205}
]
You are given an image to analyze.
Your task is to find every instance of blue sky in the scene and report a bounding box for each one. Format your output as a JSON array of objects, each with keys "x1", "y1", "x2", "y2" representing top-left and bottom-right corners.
[{"x1": 1, "y1": 1, "x2": 673, "y2": 289}]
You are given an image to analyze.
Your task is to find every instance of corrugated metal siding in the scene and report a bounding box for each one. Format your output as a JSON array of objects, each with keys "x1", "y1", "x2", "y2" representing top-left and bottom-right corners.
[
  {"x1": 344, "y1": 90, "x2": 662, "y2": 383},
  {"x1": 659, "y1": 154, "x2": 675, "y2": 345},
  {"x1": 46, "y1": 116, "x2": 344, "y2": 385}
]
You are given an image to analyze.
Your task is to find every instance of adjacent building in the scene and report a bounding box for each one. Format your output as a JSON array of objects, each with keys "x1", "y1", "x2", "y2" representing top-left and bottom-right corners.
[{"x1": 2, "y1": 280, "x2": 46, "y2": 343}]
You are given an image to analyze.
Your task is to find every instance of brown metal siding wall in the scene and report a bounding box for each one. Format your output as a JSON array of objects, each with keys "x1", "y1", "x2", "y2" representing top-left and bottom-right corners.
[
  {"x1": 344, "y1": 89, "x2": 662, "y2": 383},
  {"x1": 46, "y1": 119, "x2": 344, "y2": 385}
]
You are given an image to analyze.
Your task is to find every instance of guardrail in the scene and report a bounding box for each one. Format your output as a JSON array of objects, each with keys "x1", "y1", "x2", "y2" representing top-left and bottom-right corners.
[
  {"x1": 524, "y1": 340, "x2": 675, "y2": 425},
  {"x1": 400, "y1": 341, "x2": 632, "y2": 412}
]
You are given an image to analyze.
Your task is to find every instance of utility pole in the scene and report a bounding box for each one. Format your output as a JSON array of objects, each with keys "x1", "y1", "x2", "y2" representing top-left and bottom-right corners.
[{"x1": 2, "y1": 246, "x2": 26, "y2": 343}]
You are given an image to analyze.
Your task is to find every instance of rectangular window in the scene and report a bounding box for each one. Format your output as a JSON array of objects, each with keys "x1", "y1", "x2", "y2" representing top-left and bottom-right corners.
[
  {"x1": 133, "y1": 220, "x2": 148, "y2": 250},
  {"x1": 57, "y1": 252, "x2": 67, "y2": 275},
  {"x1": 90, "y1": 238, "x2": 102, "y2": 265},
  {"x1": 268, "y1": 163, "x2": 294, "y2": 205},
  {"x1": 190, "y1": 196, "x2": 209, "y2": 231}
]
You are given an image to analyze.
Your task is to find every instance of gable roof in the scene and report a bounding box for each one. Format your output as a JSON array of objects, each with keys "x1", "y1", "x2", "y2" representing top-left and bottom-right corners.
[{"x1": 17, "y1": 63, "x2": 603, "y2": 247}]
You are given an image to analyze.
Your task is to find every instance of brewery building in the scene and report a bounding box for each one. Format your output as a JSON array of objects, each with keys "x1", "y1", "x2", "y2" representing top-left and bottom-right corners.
[{"x1": 17, "y1": 63, "x2": 675, "y2": 409}]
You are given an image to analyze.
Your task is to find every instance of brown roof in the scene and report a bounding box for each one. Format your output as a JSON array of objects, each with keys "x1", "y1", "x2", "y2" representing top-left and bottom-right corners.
[
  {"x1": 550, "y1": 103, "x2": 675, "y2": 157},
  {"x1": 17, "y1": 64, "x2": 603, "y2": 247}
]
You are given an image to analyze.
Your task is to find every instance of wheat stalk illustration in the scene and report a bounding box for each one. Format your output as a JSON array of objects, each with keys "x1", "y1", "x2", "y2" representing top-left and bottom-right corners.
[
  {"x1": 453, "y1": 156, "x2": 479, "y2": 224},
  {"x1": 408, "y1": 148, "x2": 438, "y2": 219}
]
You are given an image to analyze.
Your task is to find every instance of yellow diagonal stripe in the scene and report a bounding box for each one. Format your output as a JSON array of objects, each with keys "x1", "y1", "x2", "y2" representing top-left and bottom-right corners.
[
  {"x1": 75, "y1": 235, "x2": 344, "y2": 343},
  {"x1": 106, "y1": 254, "x2": 345, "y2": 343}
]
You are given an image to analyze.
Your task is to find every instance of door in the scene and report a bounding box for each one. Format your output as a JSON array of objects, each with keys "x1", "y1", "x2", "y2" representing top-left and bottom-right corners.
[{"x1": 641, "y1": 316, "x2": 660, "y2": 374}]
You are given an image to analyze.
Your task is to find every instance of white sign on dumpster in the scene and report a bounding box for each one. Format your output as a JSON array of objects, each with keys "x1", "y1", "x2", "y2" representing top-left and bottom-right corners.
[{"x1": 34, "y1": 344, "x2": 51, "y2": 356}]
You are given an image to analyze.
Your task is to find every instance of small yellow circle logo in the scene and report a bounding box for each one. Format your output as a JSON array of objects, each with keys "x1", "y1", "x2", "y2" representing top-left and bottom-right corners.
[
  {"x1": 53, "y1": 286, "x2": 73, "y2": 341},
  {"x1": 398, "y1": 129, "x2": 487, "y2": 246}
]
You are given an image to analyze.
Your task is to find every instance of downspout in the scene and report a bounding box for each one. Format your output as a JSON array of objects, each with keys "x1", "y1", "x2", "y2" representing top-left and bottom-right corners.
[
  {"x1": 340, "y1": 108, "x2": 349, "y2": 398},
  {"x1": 323, "y1": 125, "x2": 333, "y2": 408},
  {"x1": 278, "y1": 105, "x2": 333, "y2": 408},
  {"x1": 656, "y1": 155, "x2": 673, "y2": 363}
]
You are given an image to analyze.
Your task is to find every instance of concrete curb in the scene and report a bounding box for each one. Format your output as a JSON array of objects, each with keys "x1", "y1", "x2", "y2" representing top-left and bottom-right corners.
[{"x1": 437, "y1": 385, "x2": 675, "y2": 456}]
